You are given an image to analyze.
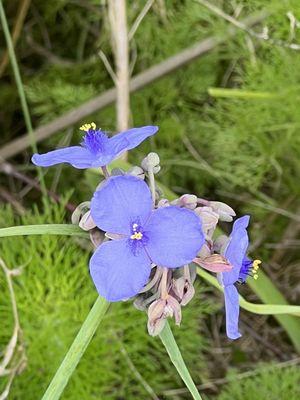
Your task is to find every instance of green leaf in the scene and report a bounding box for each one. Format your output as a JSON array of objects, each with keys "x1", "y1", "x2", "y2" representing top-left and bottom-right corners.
[
  {"x1": 159, "y1": 322, "x2": 203, "y2": 400},
  {"x1": 42, "y1": 296, "x2": 110, "y2": 400},
  {"x1": 0, "y1": 224, "x2": 89, "y2": 238}
]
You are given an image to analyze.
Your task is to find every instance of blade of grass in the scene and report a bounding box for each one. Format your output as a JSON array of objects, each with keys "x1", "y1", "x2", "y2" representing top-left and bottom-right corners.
[
  {"x1": 0, "y1": 224, "x2": 89, "y2": 238},
  {"x1": 208, "y1": 87, "x2": 279, "y2": 99},
  {"x1": 159, "y1": 322, "x2": 203, "y2": 400},
  {"x1": 197, "y1": 267, "x2": 300, "y2": 352},
  {"x1": 0, "y1": 0, "x2": 48, "y2": 204},
  {"x1": 42, "y1": 296, "x2": 109, "y2": 400}
]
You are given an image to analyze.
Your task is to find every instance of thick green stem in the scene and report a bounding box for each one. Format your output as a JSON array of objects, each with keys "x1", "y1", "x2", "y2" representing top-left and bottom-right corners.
[
  {"x1": 159, "y1": 322, "x2": 202, "y2": 400},
  {"x1": 42, "y1": 297, "x2": 109, "y2": 400}
]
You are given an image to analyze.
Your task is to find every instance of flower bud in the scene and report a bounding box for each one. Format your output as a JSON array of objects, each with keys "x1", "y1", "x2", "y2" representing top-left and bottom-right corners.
[
  {"x1": 141, "y1": 152, "x2": 160, "y2": 171},
  {"x1": 171, "y1": 277, "x2": 195, "y2": 307},
  {"x1": 172, "y1": 194, "x2": 197, "y2": 210},
  {"x1": 89, "y1": 229, "x2": 105, "y2": 248},
  {"x1": 71, "y1": 201, "x2": 91, "y2": 225},
  {"x1": 208, "y1": 201, "x2": 236, "y2": 222},
  {"x1": 127, "y1": 166, "x2": 145, "y2": 179},
  {"x1": 79, "y1": 211, "x2": 96, "y2": 231},
  {"x1": 147, "y1": 296, "x2": 181, "y2": 336},
  {"x1": 193, "y1": 254, "x2": 232, "y2": 272},
  {"x1": 194, "y1": 206, "x2": 219, "y2": 232}
]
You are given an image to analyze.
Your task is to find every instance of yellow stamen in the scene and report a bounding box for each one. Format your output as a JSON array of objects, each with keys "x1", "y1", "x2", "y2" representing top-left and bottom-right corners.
[
  {"x1": 252, "y1": 260, "x2": 262, "y2": 280},
  {"x1": 80, "y1": 122, "x2": 96, "y2": 132},
  {"x1": 253, "y1": 259, "x2": 262, "y2": 268},
  {"x1": 130, "y1": 232, "x2": 143, "y2": 240}
]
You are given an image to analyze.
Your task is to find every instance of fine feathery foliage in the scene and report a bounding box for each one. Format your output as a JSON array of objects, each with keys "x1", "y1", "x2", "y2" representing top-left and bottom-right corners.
[
  {"x1": 217, "y1": 364, "x2": 300, "y2": 400},
  {"x1": 0, "y1": 203, "x2": 213, "y2": 399}
]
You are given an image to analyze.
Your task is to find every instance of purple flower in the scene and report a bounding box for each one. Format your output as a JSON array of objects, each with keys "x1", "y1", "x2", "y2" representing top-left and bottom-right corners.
[
  {"x1": 32, "y1": 123, "x2": 158, "y2": 169},
  {"x1": 220, "y1": 215, "x2": 250, "y2": 340},
  {"x1": 89, "y1": 175, "x2": 204, "y2": 301}
]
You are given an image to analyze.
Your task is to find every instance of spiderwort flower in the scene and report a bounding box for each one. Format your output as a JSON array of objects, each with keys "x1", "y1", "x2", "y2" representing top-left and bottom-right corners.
[
  {"x1": 219, "y1": 216, "x2": 261, "y2": 339},
  {"x1": 31, "y1": 123, "x2": 158, "y2": 169},
  {"x1": 89, "y1": 175, "x2": 204, "y2": 301}
]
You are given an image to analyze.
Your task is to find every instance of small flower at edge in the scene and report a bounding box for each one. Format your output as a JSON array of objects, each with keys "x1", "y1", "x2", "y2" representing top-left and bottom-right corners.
[{"x1": 219, "y1": 216, "x2": 261, "y2": 340}]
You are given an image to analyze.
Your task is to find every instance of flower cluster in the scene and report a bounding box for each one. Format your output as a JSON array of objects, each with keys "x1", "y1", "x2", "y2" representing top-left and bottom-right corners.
[{"x1": 33, "y1": 122, "x2": 261, "y2": 339}]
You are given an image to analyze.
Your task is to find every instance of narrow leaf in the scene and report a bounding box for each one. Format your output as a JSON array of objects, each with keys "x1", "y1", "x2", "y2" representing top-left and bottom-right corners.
[
  {"x1": 0, "y1": 224, "x2": 89, "y2": 238},
  {"x1": 159, "y1": 322, "x2": 203, "y2": 400},
  {"x1": 42, "y1": 296, "x2": 109, "y2": 400}
]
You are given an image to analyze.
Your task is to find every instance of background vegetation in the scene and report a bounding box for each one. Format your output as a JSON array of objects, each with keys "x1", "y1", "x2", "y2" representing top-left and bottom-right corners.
[{"x1": 0, "y1": 0, "x2": 300, "y2": 399}]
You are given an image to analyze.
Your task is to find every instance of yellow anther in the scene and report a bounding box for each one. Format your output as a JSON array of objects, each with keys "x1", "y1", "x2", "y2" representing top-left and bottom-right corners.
[
  {"x1": 130, "y1": 232, "x2": 143, "y2": 240},
  {"x1": 253, "y1": 259, "x2": 262, "y2": 268},
  {"x1": 80, "y1": 122, "x2": 96, "y2": 132},
  {"x1": 253, "y1": 274, "x2": 259, "y2": 280}
]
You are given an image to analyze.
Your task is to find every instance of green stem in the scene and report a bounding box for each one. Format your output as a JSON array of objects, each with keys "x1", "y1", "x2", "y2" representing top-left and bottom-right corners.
[
  {"x1": 159, "y1": 322, "x2": 202, "y2": 400},
  {"x1": 208, "y1": 87, "x2": 279, "y2": 99},
  {"x1": 197, "y1": 267, "x2": 300, "y2": 316},
  {"x1": 0, "y1": 0, "x2": 48, "y2": 202},
  {"x1": 0, "y1": 224, "x2": 89, "y2": 238},
  {"x1": 42, "y1": 296, "x2": 109, "y2": 400}
]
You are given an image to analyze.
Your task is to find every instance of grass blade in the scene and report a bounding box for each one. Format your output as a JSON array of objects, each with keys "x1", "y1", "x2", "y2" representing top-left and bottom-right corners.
[
  {"x1": 159, "y1": 322, "x2": 203, "y2": 400},
  {"x1": 0, "y1": 224, "x2": 89, "y2": 238},
  {"x1": 42, "y1": 296, "x2": 109, "y2": 400},
  {"x1": 208, "y1": 87, "x2": 278, "y2": 99}
]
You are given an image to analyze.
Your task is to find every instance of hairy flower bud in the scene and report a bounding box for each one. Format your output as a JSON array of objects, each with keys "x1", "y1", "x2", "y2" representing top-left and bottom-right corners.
[
  {"x1": 208, "y1": 201, "x2": 236, "y2": 222},
  {"x1": 141, "y1": 152, "x2": 160, "y2": 173},
  {"x1": 194, "y1": 206, "x2": 219, "y2": 232},
  {"x1": 171, "y1": 277, "x2": 195, "y2": 306},
  {"x1": 147, "y1": 296, "x2": 181, "y2": 336},
  {"x1": 172, "y1": 194, "x2": 197, "y2": 210}
]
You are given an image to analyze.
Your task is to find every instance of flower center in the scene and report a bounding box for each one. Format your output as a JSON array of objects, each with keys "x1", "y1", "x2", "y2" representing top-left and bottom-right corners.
[
  {"x1": 238, "y1": 258, "x2": 261, "y2": 283},
  {"x1": 80, "y1": 122, "x2": 109, "y2": 155},
  {"x1": 130, "y1": 223, "x2": 143, "y2": 240}
]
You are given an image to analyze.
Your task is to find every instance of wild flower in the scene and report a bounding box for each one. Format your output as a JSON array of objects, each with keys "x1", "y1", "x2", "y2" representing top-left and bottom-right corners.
[
  {"x1": 89, "y1": 174, "x2": 205, "y2": 301},
  {"x1": 32, "y1": 123, "x2": 158, "y2": 169}
]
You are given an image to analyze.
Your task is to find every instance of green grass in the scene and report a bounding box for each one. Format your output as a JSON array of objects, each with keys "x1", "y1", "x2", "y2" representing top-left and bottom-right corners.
[{"x1": 0, "y1": 203, "x2": 213, "y2": 399}]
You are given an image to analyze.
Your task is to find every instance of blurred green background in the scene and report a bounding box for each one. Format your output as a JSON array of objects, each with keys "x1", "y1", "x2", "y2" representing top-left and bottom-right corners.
[{"x1": 0, "y1": 1, "x2": 300, "y2": 399}]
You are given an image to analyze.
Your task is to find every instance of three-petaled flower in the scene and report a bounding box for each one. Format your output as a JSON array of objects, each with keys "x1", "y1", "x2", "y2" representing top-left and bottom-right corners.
[
  {"x1": 89, "y1": 175, "x2": 205, "y2": 301},
  {"x1": 32, "y1": 123, "x2": 158, "y2": 169},
  {"x1": 219, "y1": 216, "x2": 260, "y2": 339}
]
